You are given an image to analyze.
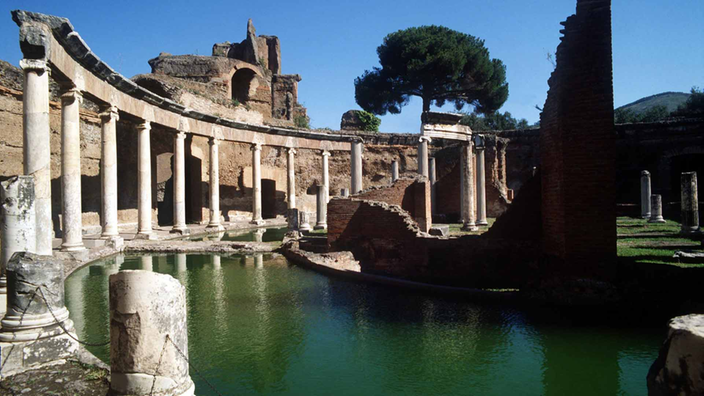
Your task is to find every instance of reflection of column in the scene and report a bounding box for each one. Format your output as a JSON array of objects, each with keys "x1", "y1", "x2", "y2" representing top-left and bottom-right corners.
[
  {"x1": 392, "y1": 160, "x2": 399, "y2": 182},
  {"x1": 461, "y1": 142, "x2": 477, "y2": 231},
  {"x1": 322, "y1": 150, "x2": 330, "y2": 202},
  {"x1": 417, "y1": 137, "x2": 430, "y2": 177},
  {"x1": 351, "y1": 142, "x2": 363, "y2": 194},
  {"x1": 254, "y1": 253, "x2": 264, "y2": 269},
  {"x1": 140, "y1": 255, "x2": 153, "y2": 271},
  {"x1": 176, "y1": 253, "x2": 187, "y2": 272},
  {"x1": 207, "y1": 138, "x2": 224, "y2": 231},
  {"x1": 64, "y1": 267, "x2": 87, "y2": 339},
  {"x1": 61, "y1": 89, "x2": 85, "y2": 251},
  {"x1": 21, "y1": 59, "x2": 52, "y2": 256},
  {"x1": 287, "y1": 148, "x2": 296, "y2": 209},
  {"x1": 212, "y1": 254, "x2": 221, "y2": 269},
  {"x1": 429, "y1": 157, "x2": 437, "y2": 215},
  {"x1": 254, "y1": 228, "x2": 266, "y2": 243},
  {"x1": 100, "y1": 106, "x2": 120, "y2": 238},
  {"x1": 171, "y1": 132, "x2": 189, "y2": 235},
  {"x1": 136, "y1": 121, "x2": 154, "y2": 239},
  {"x1": 251, "y1": 143, "x2": 264, "y2": 225},
  {"x1": 476, "y1": 147, "x2": 488, "y2": 226},
  {"x1": 640, "y1": 170, "x2": 652, "y2": 219}
]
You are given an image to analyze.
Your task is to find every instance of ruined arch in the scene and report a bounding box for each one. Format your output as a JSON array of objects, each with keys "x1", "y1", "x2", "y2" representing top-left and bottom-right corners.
[{"x1": 231, "y1": 68, "x2": 257, "y2": 104}]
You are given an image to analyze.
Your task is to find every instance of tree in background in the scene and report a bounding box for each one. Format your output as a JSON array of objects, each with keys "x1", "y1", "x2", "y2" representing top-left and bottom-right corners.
[
  {"x1": 673, "y1": 86, "x2": 704, "y2": 117},
  {"x1": 614, "y1": 105, "x2": 670, "y2": 124},
  {"x1": 354, "y1": 26, "x2": 509, "y2": 118},
  {"x1": 460, "y1": 111, "x2": 531, "y2": 131}
]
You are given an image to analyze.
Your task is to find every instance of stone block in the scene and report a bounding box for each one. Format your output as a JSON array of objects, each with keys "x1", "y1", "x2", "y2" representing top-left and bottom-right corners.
[{"x1": 429, "y1": 225, "x2": 450, "y2": 237}]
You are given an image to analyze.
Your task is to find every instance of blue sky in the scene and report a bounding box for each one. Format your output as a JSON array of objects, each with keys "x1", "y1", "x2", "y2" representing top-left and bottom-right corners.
[{"x1": 1, "y1": 1, "x2": 702, "y2": 133}]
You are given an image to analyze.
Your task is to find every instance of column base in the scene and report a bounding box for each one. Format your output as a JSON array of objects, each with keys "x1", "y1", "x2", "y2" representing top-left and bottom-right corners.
[
  {"x1": 477, "y1": 220, "x2": 489, "y2": 226},
  {"x1": 206, "y1": 224, "x2": 225, "y2": 232},
  {"x1": 0, "y1": 331, "x2": 79, "y2": 378},
  {"x1": 135, "y1": 232, "x2": 158, "y2": 240},
  {"x1": 648, "y1": 217, "x2": 666, "y2": 223},
  {"x1": 681, "y1": 227, "x2": 702, "y2": 236},
  {"x1": 461, "y1": 223, "x2": 478, "y2": 232},
  {"x1": 170, "y1": 226, "x2": 191, "y2": 235},
  {"x1": 60, "y1": 242, "x2": 86, "y2": 252},
  {"x1": 251, "y1": 219, "x2": 265, "y2": 226},
  {"x1": 314, "y1": 223, "x2": 327, "y2": 230},
  {"x1": 300, "y1": 224, "x2": 312, "y2": 232},
  {"x1": 641, "y1": 214, "x2": 651, "y2": 219}
]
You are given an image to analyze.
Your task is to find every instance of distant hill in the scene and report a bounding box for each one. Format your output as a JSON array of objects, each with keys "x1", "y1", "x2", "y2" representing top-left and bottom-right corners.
[{"x1": 617, "y1": 92, "x2": 691, "y2": 114}]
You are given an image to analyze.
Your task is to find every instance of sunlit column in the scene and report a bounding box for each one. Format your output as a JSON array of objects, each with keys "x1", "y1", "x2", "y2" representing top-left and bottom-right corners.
[
  {"x1": 351, "y1": 142, "x2": 363, "y2": 194},
  {"x1": 207, "y1": 138, "x2": 224, "y2": 231},
  {"x1": 287, "y1": 148, "x2": 296, "y2": 209},
  {"x1": 100, "y1": 106, "x2": 120, "y2": 238},
  {"x1": 251, "y1": 143, "x2": 264, "y2": 225},
  {"x1": 171, "y1": 131, "x2": 189, "y2": 235},
  {"x1": 60, "y1": 88, "x2": 85, "y2": 251},
  {"x1": 136, "y1": 121, "x2": 155, "y2": 239}
]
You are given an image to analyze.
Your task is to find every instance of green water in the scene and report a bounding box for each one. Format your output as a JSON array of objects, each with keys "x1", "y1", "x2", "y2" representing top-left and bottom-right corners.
[{"x1": 65, "y1": 253, "x2": 663, "y2": 396}]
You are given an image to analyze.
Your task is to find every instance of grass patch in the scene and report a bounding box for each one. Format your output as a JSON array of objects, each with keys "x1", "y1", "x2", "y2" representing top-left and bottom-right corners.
[
  {"x1": 446, "y1": 218, "x2": 496, "y2": 236},
  {"x1": 616, "y1": 216, "x2": 702, "y2": 266}
]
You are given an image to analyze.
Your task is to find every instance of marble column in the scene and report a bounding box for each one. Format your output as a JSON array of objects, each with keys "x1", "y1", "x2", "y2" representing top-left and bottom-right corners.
[
  {"x1": 286, "y1": 148, "x2": 296, "y2": 209},
  {"x1": 171, "y1": 132, "x2": 189, "y2": 234},
  {"x1": 314, "y1": 186, "x2": 327, "y2": 230},
  {"x1": 322, "y1": 150, "x2": 330, "y2": 202},
  {"x1": 681, "y1": 172, "x2": 700, "y2": 234},
  {"x1": 392, "y1": 160, "x2": 399, "y2": 183},
  {"x1": 60, "y1": 88, "x2": 85, "y2": 251},
  {"x1": 417, "y1": 136, "x2": 431, "y2": 177},
  {"x1": 461, "y1": 142, "x2": 478, "y2": 231},
  {"x1": 136, "y1": 121, "x2": 154, "y2": 239},
  {"x1": 649, "y1": 194, "x2": 666, "y2": 223},
  {"x1": 100, "y1": 106, "x2": 120, "y2": 239},
  {"x1": 207, "y1": 138, "x2": 224, "y2": 231},
  {"x1": 429, "y1": 157, "x2": 437, "y2": 215},
  {"x1": 0, "y1": 176, "x2": 36, "y2": 295},
  {"x1": 251, "y1": 143, "x2": 264, "y2": 225},
  {"x1": 476, "y1": 146, "x2": 488, "y2": 226},
  {"x1": 641, "y1": 170, "x2": 652, "y2": 219},
  {"x1": 351, "y1": 142, "x2": 363, "y2": 194},
  {"x1": 21, "y1": 59, "x2": 52, "y2": 255}
]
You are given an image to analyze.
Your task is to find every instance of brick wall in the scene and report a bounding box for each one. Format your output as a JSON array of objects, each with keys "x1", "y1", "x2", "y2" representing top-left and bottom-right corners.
[
  {"x1": 539, "y1": 0, "x2": 616, "y2": 280},
  {"x1": 352, "y1": 176, "x2": 431, "y2": 232}
]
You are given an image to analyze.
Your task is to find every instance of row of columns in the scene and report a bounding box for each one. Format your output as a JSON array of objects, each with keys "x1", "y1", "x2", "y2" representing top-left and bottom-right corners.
[{"x1": 640, "y1": 170, "x2": 700, "y2": 233}]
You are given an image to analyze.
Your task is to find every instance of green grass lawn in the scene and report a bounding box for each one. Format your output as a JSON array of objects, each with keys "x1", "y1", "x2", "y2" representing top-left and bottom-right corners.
[
  {"x1": 446, "y1": 218, "x2": 497, "y2": 236},
  {"x1": 616, "y1": 216, "x2": 702, "y2": 267}
]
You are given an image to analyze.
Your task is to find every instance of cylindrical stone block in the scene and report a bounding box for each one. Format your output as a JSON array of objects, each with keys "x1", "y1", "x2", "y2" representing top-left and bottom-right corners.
[
  {"x1": 0, "y1": 176, "x2": 36, "y2": 294},
  {"x1": 286, "y1": 148, "x2": 296, "y2": 210},
  {"x1": 429, "y1": 157, "x2": 437, "y2": 215},
  {"x1": 21, "y1": 59, "x2": 52, "y2": 256},
  {"x1": 171, "y1": 132, "x2": 189, "y2": 234},
  {"x1": 100, "y1": 106, "x2": 120, "y2": 238},
  {"x1": 60, "y1": 89, "x2": 85, "y2": 251},
  {"x1": 461, "y1": 142, "x2": 477, "y2": 231},
  {"x1": 251, "y1": 143, "x2": 264, "y2": 225},
  {"x1": 0, "y1": 252, "x2": 73, "y2": 342},
  {"x1": 299, "y1": 212, "x2": 312, "y2": 232},
  {"x1": 681, "y1": 171, "x2": 700, "y2": 234},
  {"x1": 476, "y1": 148, "x2": 488, "y2": 226},
  {"x1": 109, "y1": 270, "x2": 194, "y2": 396},
  {"x1": 351, "y1": 142, "x2": 363, "y2": 194},
  {"x1": 417, "y1": 137, "x2": 429, "y2": 177},
  {"x1": 315, "y1": 186, "x2": 327, "y2": 229},
  {"x1": 649, "y1": 194, "x2": 666, "y2": 223},
  {"x1": 641, "y1": 170, "x2": 652, "y2": 219},
  {"x1": 207, "y1": 138, "x2": 223, "y2": 230},
  {"x1": 137, "y1": 122, "x2": 153, "y2": 237},
  {"x1": 391, "y1": 160, "x2": 399, "y2": 183}
]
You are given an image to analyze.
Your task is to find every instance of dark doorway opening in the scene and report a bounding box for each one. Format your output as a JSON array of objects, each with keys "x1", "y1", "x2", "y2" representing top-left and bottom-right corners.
[
  {"x1": 231, "y1": 69, "x2": 256, "y2": 104},
  {"x1": 262, "y1": 179, "x2": 277, "y2": 219}
]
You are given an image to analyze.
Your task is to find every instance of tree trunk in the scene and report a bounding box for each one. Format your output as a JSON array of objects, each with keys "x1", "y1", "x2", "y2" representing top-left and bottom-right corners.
[{"x1": 422, "y1": 97, "x2": 431, "y2": 113}]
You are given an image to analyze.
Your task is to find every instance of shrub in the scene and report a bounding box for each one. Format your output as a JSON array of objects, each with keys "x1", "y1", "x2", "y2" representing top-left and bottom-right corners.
[
  {"x1": 294, "y1": 115, "x2": 310, "y2": 129},
  {"x1": 357, "y1": 110, "x2": 381, "y2": 132}
]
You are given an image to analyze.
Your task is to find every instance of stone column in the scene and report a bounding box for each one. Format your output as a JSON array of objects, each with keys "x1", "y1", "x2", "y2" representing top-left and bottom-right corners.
[
  {"x1": 429, "y1": 157, "x2": 437, "y2": 215},
  {"x1": 171, "y1": 132, "x2": 189, "y2": 235},
  {"x1": 391, "y1": 160, "x2": 399, "y2": 183},
  {"x1": 641, "y1": 170, "x2": 652, "y2": 219},
  {"x1": 206, "y1": 138, "x2": 224, "y2": 231},
  {"x1": 0, "y1": 176, "x2": 36, "y2": 295},
  {"x1": 351, "y1": 142, "x2": 363, "y2": 194},
  {"x1": 649, "y1": 194, "x2": 666, "y2": 223},
  {"x1": 322, "y1": 150, "x2": 330, "y2": 202},
  {"x1": 314, "y1": 186, "x2": 327, "y2": 230},
  {"x1": 417, "y1": 136, "x2": 431, "y2": 177},
  {"x1": 136, "y1": 121, "x2": 154, "y2": 239},
  {"x1": 60, "y1": 88, "x2": 85, "y2": 251},
  {"x1": 286, "y1": 148, "x2": 296, "y2": 209},
  {"x1": 461, "y1": 142, "x2": 477, "y2": 231},
  {"x1": 340, "y1": 188, "x2": 349, "y2": 198},
  {"x1": 251, "y1": 143, "x2": 264, "y2": 225},
  {"x1": 476, "y1": 146, "x2": 488, "y2": 226},
  {"x1": 109, "y1": 270, "x2": 194, "y2": 396},
  {"x1": 100, "y1": 106, "x2": 120, "y2": 239},
  {"x1": 681, "y1": 172, "x2": 700, "y2": 234},
  {"x1": 299, "y1": 212, "x2": 312, "y2": 232},
  {"x1": 21, "y1": 59, "x2": 52, "y2": 256}
]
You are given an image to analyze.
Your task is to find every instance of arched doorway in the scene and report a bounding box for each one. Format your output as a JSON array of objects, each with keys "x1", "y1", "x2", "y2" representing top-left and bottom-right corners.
[{"x1": 231, "y1": 69, "x2": 256, "y2": 104}]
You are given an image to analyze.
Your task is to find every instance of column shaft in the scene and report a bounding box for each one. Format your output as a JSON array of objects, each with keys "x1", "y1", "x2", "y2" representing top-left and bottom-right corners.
[
  {"x1": 649, "y1": 194, "x2": 666, "y2": 223},
  {"x1": 641, "y1": 170, "x2": 652, "y2": 219},
  {"x1": 171, "y1": 132, "x2": 188, "y2": 234},
  {"x1": 207, "y1": 138, "x2": 223, "y2": 230},
  {"x1": 251, "y1": 143, "x2": 264, "y2": 225},
  {"x1": 681, "y1": 171, "x2": 700, "y2": 234},
  {"x1": 429, "y1": 157, "x2": 437, "y2": 215},
  {"x1": 136, "y1": 122, "x2": 153, "y2": 238},
  {"x1": 21, "y1": 59, "x2": 52, "y2": 255},
  {"x1": 322, "y1": 151, "x2": 330, "y2": 201},
  {"x1": 100, "y1": 106, "x2": 119, "y2": 237},
  {"x1": 476, "y1": 148, "x2": 488, "y2": 226},
  {"x1": 461, "y1": 142, "x2": 477, "y2": 231},
  {"x1": 287, "y1": 148, "x2": 296, "y2": 209},
  {"x1": 392, "y1": 160, "x2": 399, "y2": 182},
  {"x1": 418, "y1": 138, "x2": 429, "y2": 177},
  {"x1": 315, "y1": 186, "x2": 327, "y2": 229},
  {"x1": 60, "y1": 89, "x2": 85, "y2": 251},
  {"x1": 351, "y1": 142, "x2": 363, "y2": 194}
]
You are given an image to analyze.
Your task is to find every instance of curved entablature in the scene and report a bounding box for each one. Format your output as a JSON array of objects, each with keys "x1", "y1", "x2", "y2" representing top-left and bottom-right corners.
[{"x1": 11, "y1": 10, "x2": 358, "y2": 150}]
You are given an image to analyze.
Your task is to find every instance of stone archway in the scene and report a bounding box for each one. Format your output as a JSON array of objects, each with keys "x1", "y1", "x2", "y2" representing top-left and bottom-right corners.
[{"x1": 231, "y1": 68, "x2": 256, "y2": 104}]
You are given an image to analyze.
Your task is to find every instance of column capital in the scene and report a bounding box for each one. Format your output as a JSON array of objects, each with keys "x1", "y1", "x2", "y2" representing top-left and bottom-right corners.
[
  {"x1": 60, "y1": 88, "x2": 83, "y2": 105},
  {"x1": 287, "y1": 147, "x2": 297, "y2": 155},
  {"x1": 641, "y1": 170, "x2": 650, "y2": 176},
  {"x1": 251, "y1": 142, "x2": 263, "y2": 151},
  {"x1": 322, "y1": 150, "x2": 331, "y2": 157},
  {"x1": 175, "y1": 131, "x2": 187, "y2": 140},
  {"x1": 99, "y1": 106, "x2": 119, "y2": 122},
  {"x1": 209, "y1": 137, "x2": 221, "y2": 146},
  {"x1": 136, "y1": 121, "x2": 151, "y2": 131},
  {"x1": 419, "y1": 136, "x2": 432, "y2": 144},
  {"x1": 19, "y1": 58, "x2": 49, "y2": 74}
]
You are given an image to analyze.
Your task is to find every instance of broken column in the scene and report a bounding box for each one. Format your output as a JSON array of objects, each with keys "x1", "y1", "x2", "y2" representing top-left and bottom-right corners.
[
  {"x1": 287, "y1": 208, "x2": 299, "y2": 231},
  {"x1": 681, "y1": 171, "x2": 700, "y2": 234},
  {"x1": 429, "y1": 157, "x2": 437, "y2": 215},
  {"x1": 60, "y1": 88, "x2": 85, "y2": 251},
  {"x1": 315, "y1": 186, "x2": 327, "y2": 230},
  {"x1": 299, "y1": 212, "x2": 312, "y2": 231},
  {"x1": 641, "y1": 170, "x2": 652, "y2": 219},
  {"x1": 286, "y1": 148, "x2": 296, "y2": 209},
  {"x1": 21, "y1": 59, "x2": 52, "y2": 256},
  {"x1": 475, "y1": 135, "x2": 488, "y2": 226},
  {"x1": 417, "y1": 136, "x2": 430, "y2": 177},
  {"x1": 100, "y1": 106, "x2": 121, "y2": 240},
  {"x1": 207, "y1": 138, "x2": 224, "y2": 231},
  {"x1": 109, "y1": 270, "x2": 195, "y2": 396},
  {"x1": 171, "y1": 132, "x2": 189, "y2": 235},
  {"x1": 0, "y1": 252, "x2": 78, "y2": 376},
  {"x1": 136, "y1": 121, "x2": 155, "y2": 239},
  {"x1": 351, "y1": 142, "x2": 363, "y2": 194},
  {"x1": 649, "y1": 194, "x2": 666, "y2": 223},
  {"x1": 461, "y1": 141, "x2": 477, "y2": 231},
  {"x1": 251, "y1": 143, "x2": 264, "y2": 225},
  {"x1": 0, "y1": 176, "x2": 36, "y2": 295},
  {"x1": 340, "y1": 188, "x2": 349, "y2": 198},
  {"x1": 391, "y1": 160, "x2": 399, "y2": 182}
]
